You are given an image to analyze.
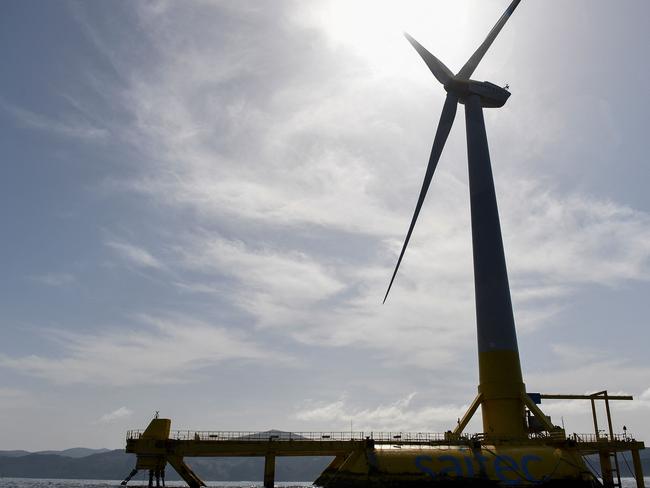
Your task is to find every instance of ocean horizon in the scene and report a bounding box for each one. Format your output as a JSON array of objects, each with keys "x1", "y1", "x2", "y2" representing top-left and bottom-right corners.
[
  {"x1": 1, "y1": 479, "x2": 650, "y2": 488},
  {"x1": 0, "y1": 480, "x2": 313, "y2": 488}
]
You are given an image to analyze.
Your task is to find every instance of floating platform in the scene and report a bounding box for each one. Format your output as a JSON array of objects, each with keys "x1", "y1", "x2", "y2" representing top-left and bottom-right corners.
[{"x1": 122, "y1": 409, "x2": 645, "y2": 488}]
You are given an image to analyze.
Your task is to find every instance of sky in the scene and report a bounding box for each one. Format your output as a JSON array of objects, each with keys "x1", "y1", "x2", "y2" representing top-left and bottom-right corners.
[{"x1": 1, "y1": 0, "x2": 649, "y2": 451}]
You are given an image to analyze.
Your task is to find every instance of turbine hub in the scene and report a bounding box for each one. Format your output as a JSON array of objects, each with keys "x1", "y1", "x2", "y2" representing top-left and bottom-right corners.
[{"x1": 445, "y1": 78, "x2": 511, "y2": 108}]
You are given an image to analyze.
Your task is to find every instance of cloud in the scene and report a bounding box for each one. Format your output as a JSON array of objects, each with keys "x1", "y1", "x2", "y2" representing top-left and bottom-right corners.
[
  {"x1": 161, "y1": 181, "x2": 650, "y2": 365},
  {"x1": 639, "y1": 388, "x2": 650, "y2": 402},
  {"x1": 106, "y1": 240, "x2": 164, "y2": 269},
  {"x1": 0, "y1": 315, "x2": 276, "y2": 386},
  {"x1": 107, "y1": 0, "x2": 650, "y2": 299},
  {"x1": 503, "y1": 183, "x2": 650, "y2": 285},
  {"x1": 0, "y1": 99, "x2": 108, "y2": 140},
  {"x1": 519, "y1": 344, "x2": 650, "y2": 437},
  {"x1": 172, "y1": 231, "x2": 475, "y2": 370},
  {"x1": 526, "y1": 344, "x2": 650, "y2": 395},
  {"x1": 98, "y1": 406, "x2": 133, "y2": 423},
  {"x1": 180, "y1": 235, "x2": 345, "y2": 308},
  {"x1": 52, "y1": 1, "x2": 646, "y2": 391},
  {"x1": 49, "y1": 0, "x2": 649, "y2": 423},
  {"x1": 295, "y1": 393, "x2": 469, "y2": 432}
]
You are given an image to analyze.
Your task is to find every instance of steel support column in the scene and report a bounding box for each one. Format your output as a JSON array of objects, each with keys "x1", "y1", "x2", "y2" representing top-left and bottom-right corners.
[
  {"x1": 599, "y1": 451, "x2": 614, "y2": 487},
  {"x1": 465, "y1": 94, "x2": 526, "y2": 438},
  {"x1": 631, "y1": 449, "x2": 646, "y2": 488},
  {"x1": 264, "y1": 453, "x2": 276, "y2": 488}
]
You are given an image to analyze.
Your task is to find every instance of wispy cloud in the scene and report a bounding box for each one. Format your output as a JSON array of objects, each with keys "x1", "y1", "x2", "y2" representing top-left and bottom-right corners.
[
  {"x1": 98, "y1": 406, "x2": 133, "y2": 423},
  {"x1": 295, "y1": 393, "x2": 469, "y2": 432},
  {"x1": 163, "y1": 187, "x2": 650, "y2": 366},
  {"x1": 503, "y1": 184, "x2": 650, "y2": 285},
  {"x1": 0, "y1": 99, "x2": 108, "y2": 140},
  {"x1": 0, "y1": 315, "x2": 276, "y2": 386},
  {"x1": 106, "y1": 240, "x2": 164, "y2": 269},
  {"x1": 180, "y1": 236, "x2": 345, "y2": 308},
  {"x1": 173, "y1": 232, "x2": 474, "y2": 369}
]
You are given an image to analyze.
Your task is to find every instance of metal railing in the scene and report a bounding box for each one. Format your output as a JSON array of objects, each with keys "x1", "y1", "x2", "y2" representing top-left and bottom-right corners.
[
  {"x1": 126, "y1": 430, "x2": 449, "y2": 443},
  {"x1": 569, "y1": 433, "x2": 636, "y2": 443},
  {"x1": 126, "y1": 429, "x2": 637, "y2": 445}
]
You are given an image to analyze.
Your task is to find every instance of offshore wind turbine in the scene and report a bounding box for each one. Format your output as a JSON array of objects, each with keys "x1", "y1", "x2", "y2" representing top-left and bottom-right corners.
[
  {"x1": 122, "y1": 2, "x2": 647, "y2": 486},
  {"x1": 384, "y1": 0, "x2": 528, "y2": 437}
]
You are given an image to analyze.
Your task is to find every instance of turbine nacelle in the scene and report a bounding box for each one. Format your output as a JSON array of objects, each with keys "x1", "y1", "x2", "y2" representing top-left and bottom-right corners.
[{"x1": 444, "y1": 79, "x2": 511, "y2": 108}]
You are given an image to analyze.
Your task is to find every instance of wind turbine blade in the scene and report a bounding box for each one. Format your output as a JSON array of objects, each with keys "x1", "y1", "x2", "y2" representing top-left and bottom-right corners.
[
  {"x1": 384, "y1": 93, "x2": 458, "y2": 303},
  {"x1": 456, "y1": 0, "x2": 522, "y2": 80},
  {"x1": 404, "y1": 33, "x2": 454, "y2": 86}
]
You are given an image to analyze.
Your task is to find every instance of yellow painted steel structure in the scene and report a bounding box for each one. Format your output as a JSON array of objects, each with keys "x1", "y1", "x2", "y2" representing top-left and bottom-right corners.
[
  {"x1": 317, "y1": 444, "x2": 596, "y2": 486},
  {"x1": 477, "y1": 350, "x2": 527, "y2": 438},
  {"x1": 123, "y1": 408, "x2": 645, "y2": 488}
]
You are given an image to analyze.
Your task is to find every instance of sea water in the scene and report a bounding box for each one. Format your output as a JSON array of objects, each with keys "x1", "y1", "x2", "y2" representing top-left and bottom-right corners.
[
  {"x1": 0, "y1": 481, "x2": 312, "y2": 488},
  {"x1": 0, "y1": 480, "x2": 649, "y2": 488}
]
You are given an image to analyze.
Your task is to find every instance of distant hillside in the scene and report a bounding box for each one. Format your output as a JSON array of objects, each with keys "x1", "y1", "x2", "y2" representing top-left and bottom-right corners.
[
  {"x1": 36, "y1": 447, "x2": 111, "y2": 458},
  {"x1": 0, "y1": 450, "x2": 31, "y2": 458},
  {"x1": 0, "y1": 451, "x2": 129, "y2": 480},
  {"x1": 0, "y1": 448, "x2": 109, "y2": 458},
  {"x1": 0, "y1": 449, "x2": 332, "y2": 481},
  {"x1": 1, "y1": 447, "x2": 647, "y2": 481}
]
